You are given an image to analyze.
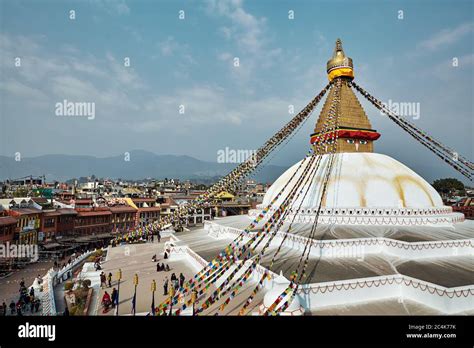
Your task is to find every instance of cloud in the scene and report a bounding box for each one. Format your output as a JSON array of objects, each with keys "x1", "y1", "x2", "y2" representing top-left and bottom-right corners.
[
  {"x1": 155, "y1": 36, "x2": 196, "y2": 65},
  {"x1": 426, "y1": 53, "x2": 474, "y2": 82},
  {"x1": 138, "y1": 83, "x2": 306, "y2": 136},
  {"x1": 105, "y1": 53, "x2": 144, "y2": 89},
  {"x1": 205, "y1": 0, "x2": 283, "y2": 87},
  {"x1": 0, "y1": 79, "x2": 48, "y2": 102},
  {"x1": 158, "y1": 36, "x2": 181, "y2": 57},
  {"x1": 418, "y1": 22, "x2": 473, "y2": 51},
  {"x1": 0, "y1": 33, "x2": 144, "y2": 122},
  {"x1": 206, "y1": 0, "x2": 266, "y2": 54}
]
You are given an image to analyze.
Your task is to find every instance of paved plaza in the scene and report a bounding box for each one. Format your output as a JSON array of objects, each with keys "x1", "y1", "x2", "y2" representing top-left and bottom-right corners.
[{"x1": 95, "y1": 239, "x2": 198, "y2": 315}]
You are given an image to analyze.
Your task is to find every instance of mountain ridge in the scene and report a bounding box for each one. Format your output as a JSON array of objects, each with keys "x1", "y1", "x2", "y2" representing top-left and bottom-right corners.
[{"x1": 0, "y1": 150, "x2": 288, "y2": 183}]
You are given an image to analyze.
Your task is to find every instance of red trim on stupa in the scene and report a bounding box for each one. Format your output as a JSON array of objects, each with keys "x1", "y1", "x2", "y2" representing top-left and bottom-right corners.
[{"x1": 310, "y1": 129, "x2": 381, "y2": 144}]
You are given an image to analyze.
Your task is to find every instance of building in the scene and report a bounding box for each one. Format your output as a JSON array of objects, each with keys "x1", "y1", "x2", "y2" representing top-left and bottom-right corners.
[
  {"x1": 74, "y1": 198, "x2": 94, "y2": 208},
  {"x1": 40, "y1": 210, "x2": 60, "y2": 242},
  {"x1": 55, "y1": 208, "x2": 77, "y2": 236},
  {"x1": 74, "y1": 208, "x2": 112, "y2": 235},
  {"x1": 158, "y1": 196, "x2": 179, "y2": 220},
  {"x1": 55, "y1": 191, "x2": 75, "y2": 202},
  {"x1": 6, "y1": 208, "x2": 42, "y2": 244},
  {"x1": 40, "y1": 208, "x2": 78, "y2": 241},
  {"x1": 110, "y1": 205, "x2": 137, "y2": 231},
  {"x1": 131, "y1": 198, "x2": 157, "y2": 208},
  {"x1": 130, "y1": 198, "x2": 160, "y2": 227},
  {"x1": 0, "y1": 216, "x2": 17, "y2": 244},
  {"x1": 136, "y1": 207, "x2": 161, "y2": 227}
]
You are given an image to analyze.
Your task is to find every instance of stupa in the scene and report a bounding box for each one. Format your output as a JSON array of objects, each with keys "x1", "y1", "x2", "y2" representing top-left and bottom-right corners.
[
  {"x1": 253, "y1": 39, "x2": 464, "y2": 227},
  {"x1": 163, "y1": 39, "x2": 473, "y2": 316}
]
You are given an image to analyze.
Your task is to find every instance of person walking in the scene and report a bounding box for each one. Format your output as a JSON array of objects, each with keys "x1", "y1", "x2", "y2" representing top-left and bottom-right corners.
[
  {"x1": 1, "y1": 301, "x2": 6, "y2": 316},
  {"x1": 9, "y1": 300, "x2": 15, "y2": 315},
  {"x1": 101, "y1": 291, "x2": 111, "y2": 311},
  {"x1": 171, "y1": 273, "x2": 178, "y2": 290},
  {"x1": 157, "y1": 231, "x2": 161, "y2": 243},
  {"x1": 111, "y1": 288, "x2": 118, "y2": 308},
  {"x1": 16, "y1": 301, "x2": 22, "y2": 316},
  {"x1": 163, "y1": 277, "x2": 169, "y2": 296},
  {"x1": 24, "y1": 295, "x2": 30, "y2": 312},
  {"x1": 100, "y1": 272, "x2": 107, "y2": 288},
  {"x1": 107, "y1": 272, "x2": 112, "y2": 288},
  {"x1": 179, "y1": 273, "x2": 185, "y2": 288}
]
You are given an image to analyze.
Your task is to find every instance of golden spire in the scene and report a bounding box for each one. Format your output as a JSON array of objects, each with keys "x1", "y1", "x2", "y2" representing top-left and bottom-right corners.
[
  {"x1": 326, "y1": 38, "x2": 354, "y2": 81},
  {"x1": 310, "y1": 39, "x2": 380, "y2": 154}
]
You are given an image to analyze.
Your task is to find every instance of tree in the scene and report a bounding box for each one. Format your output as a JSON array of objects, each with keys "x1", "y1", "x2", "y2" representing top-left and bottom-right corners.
[{"x1": 432, "y1": 178, "x2": 465, "y2": 196}]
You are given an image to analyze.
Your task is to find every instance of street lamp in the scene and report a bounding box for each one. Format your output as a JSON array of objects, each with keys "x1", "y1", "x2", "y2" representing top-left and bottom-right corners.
[
  {"x1": 151, "y1": 279, "x2": 156, "y2": 316},
  {"x1": 115, "y1": 268, "x2": 122, "y2": 316},
  {"x1": 132, "y1": 273, "x2": 138, "y2": 316}
]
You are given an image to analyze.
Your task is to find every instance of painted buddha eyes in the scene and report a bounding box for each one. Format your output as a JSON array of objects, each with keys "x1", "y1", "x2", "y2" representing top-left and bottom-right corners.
[{"x1": 346, "y1": 139, "x2": 368, "y2": 145}]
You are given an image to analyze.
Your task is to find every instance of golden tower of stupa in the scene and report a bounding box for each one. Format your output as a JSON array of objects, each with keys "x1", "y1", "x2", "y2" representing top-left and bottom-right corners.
[{"x1": 310, "y1": 39, "x2": 380, "y2": 153}]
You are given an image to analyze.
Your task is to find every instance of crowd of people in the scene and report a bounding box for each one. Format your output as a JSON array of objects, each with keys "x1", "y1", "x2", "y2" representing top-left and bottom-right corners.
[
  {"x1": 162, "y1": 272, "x2": 186, "y2": 296},
  {"x1": 1, "y1": 277, "x2": 41, "y2": 316},
  {"x1": 110, "y1": 229, "x2": 161, "y2": 247},
  {"x1": 152, "y1": 251, "x2": 172, "y2": 273}
]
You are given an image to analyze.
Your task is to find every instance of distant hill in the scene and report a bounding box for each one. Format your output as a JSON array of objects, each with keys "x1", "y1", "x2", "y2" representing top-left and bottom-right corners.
[{"x1": 0, "y1": 150, "x2": 288, "y2": 183}]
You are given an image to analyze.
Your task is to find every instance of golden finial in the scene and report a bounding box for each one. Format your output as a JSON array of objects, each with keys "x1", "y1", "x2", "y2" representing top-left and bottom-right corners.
[
  {"x1": 334, "y1": 38, "x2": 344, "y2": 55},
  {"x1": 326, "y1": 38, "x2": 354, "y2": 81}
]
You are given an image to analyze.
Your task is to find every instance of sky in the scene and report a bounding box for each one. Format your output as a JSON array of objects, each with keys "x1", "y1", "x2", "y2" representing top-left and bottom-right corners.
[{"x1": 0, "y1": 0, "x2": 473, "y2": 183}]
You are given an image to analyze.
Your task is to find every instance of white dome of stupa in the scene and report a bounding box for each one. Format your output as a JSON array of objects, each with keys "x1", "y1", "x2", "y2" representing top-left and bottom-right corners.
[{"x1": 254, "y1": 153, "x2": 464, "y2": 227}]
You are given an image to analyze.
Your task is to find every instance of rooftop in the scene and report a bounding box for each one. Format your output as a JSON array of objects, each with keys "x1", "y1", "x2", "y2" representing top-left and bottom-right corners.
[{"x1": 0, "y1": 216, "x2": 17, "y2": 226}]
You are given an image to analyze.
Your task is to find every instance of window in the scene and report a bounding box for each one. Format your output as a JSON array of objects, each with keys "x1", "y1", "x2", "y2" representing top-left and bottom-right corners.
[
  {"x1": 346, "y1": 139, "x2": 355, "y2": 144},
  {"x1": 360, "y1": 140, "x2": 368, "y2": 145},
  {"x1": 44, "y1": 218, "x2": 55, "y2": 228}
]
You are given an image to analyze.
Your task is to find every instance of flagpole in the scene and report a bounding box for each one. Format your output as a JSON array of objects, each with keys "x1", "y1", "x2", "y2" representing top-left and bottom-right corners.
[
  {"x1": 115, "y1": 269, "x2": 122, "y2": 316},
  {"x1": 132, "y1": 273, "x2": 138, "y2": 316},
  {"x1": 151, "y1": 279, "x2": 156, "y2": 316},
  {"x1": 168, "y1": 283, "x2": 175, "y2": 316}
]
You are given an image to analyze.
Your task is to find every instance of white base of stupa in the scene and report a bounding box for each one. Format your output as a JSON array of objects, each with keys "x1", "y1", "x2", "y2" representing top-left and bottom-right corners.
[{"x1": 249, "y1": 207, "x2": 464, "y2": 227}]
